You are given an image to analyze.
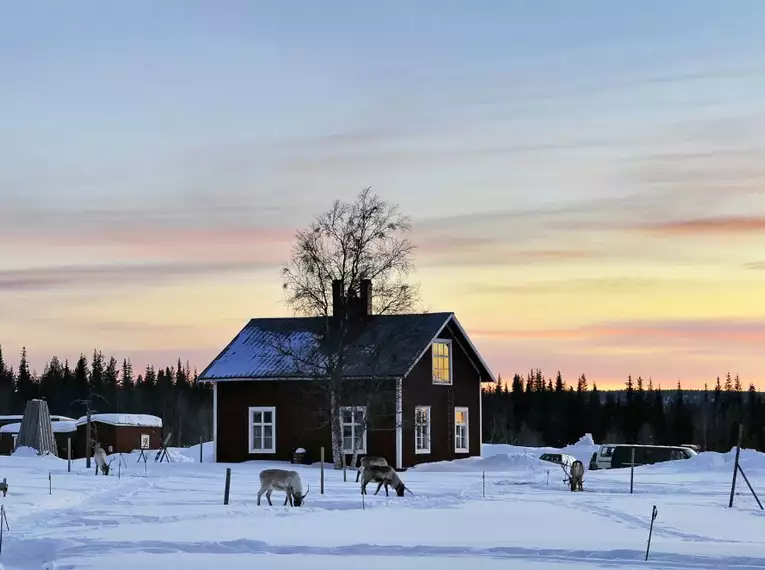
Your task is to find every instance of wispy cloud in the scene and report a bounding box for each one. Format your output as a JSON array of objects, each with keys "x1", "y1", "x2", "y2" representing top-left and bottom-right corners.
[
  {"x1": 472, "y1": 319, "x2": 765, "y2": 346},
  {"x1": 0, "y1": 261, "x2": 271, "y2": 292},
  {"x1": 638, "y1": 216, "x2": 765, "y2": 235}
]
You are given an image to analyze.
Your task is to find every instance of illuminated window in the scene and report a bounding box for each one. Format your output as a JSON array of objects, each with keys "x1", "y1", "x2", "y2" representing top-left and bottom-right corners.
[
  {"x1": 415, "y1": 406, "x2": 431, "y2": 454},
  {"x1": 455, "y1": 407, "x2": 469, "y2": 453},
  {"x1": 432, "y1": 340, "x2": 452, "y2": 384}
]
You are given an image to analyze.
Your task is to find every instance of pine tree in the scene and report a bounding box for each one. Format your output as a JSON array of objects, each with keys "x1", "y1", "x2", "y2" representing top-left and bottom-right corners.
[
  {"x1": 16, "y1": 346, "x2": 35, "y2": 403},
  {"x1": 577, "y1": 373, "x2": 588, "y2": 393},
  {"x1": 555, "y1": 371, "x2": 564, "y2": 393},
  {"x1": 734, "y1": 374, "x2": 742, "y2": 392}
]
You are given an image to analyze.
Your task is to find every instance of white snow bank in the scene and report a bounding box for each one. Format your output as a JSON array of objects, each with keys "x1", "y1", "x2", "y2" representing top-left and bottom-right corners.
[
  {"x1": 411, "y1": 452, "x2": 547, "y2": 474},
  {"x1": 170, "y1": 441, "x2": 215, "y2": 463},
  {"x1": 11, "y1": 446, "x2": 57, "y2": 459},
  {"x1": 2, "y1": 420, "x2": 78, "y2": 434},
  {"x1": 644, "y1": 448, "x2": 765, "y2": 474},
  {"x1": 75, "y1": 414, "x2": 162, "y2": 428},
  {"x1": 571, "y1": 433, "x2": 595, "y2": 447}
]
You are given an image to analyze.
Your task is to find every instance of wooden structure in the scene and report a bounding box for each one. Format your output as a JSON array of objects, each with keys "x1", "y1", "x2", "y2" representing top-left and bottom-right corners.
[
  {"x1": 74, "y1": 414, "x2": 163, "y2": 457},
  {"x1": 17, "y1": 400, "x2": 58, "y2": 456},
  {"x1": 199, "y1": 279, "x2": 494, "y2": 469}
]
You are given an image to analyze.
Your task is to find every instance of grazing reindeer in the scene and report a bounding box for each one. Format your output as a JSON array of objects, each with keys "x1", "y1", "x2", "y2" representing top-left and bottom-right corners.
[
  {"x1": 360, "y1": 465, "x2": 413, "y2": 497},
  {"x1": 562, "y1": 460, "x2": 585, "y2": 491},
  {"x1": 93, "y1": 443, "x2": 114, "y2": 475},
  {"x1": 257, "y1": 468, "x2": 310, "y2": 507},
  {"x1": 355, "y1": 455, "x2": 388, "y2": 483}
]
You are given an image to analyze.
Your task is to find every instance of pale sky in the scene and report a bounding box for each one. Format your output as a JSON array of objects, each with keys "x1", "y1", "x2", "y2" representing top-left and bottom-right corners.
[{"x1": 2, "y1": 1, "x2": 765, "y2": 388}]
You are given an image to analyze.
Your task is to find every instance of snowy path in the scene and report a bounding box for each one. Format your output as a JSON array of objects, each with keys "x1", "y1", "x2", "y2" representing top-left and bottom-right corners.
[{"x1": 0, "y1": 446, "x2": 764, "y2": 569}]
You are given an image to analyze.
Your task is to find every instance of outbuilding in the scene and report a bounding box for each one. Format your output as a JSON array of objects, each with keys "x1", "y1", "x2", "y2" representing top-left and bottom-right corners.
[
  {"x1": 74, "y1": 414, "x2": 163, "y2": 457},
  {"x1": 0, "y1": 416, "x2": 77, "y2": 456}
]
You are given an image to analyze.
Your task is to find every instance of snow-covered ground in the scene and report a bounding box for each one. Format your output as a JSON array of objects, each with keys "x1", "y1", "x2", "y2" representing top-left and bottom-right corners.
[{"x1": 0, "y1": 437, "x2": 764, "y2": 570}]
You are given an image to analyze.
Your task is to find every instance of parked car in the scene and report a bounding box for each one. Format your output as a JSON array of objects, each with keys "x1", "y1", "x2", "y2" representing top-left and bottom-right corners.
[
  {"x1": 609, "y1": 444, "x2": 697, "y2": 469},
  {"x1": 595, "y1": 444, "x2": 617, "y2": 469},
  {"x1": 539, "y1": 452, "x2": 576, "y2": 466}
]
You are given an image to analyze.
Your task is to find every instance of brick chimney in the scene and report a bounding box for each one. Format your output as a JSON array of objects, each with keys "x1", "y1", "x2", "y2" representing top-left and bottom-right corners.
[
  {"x1": 360, "y1": 279, "x2": 372, "y2": 316},
  {"x1": 331, "y1": 279, "x2": 344, "y2": 318}
]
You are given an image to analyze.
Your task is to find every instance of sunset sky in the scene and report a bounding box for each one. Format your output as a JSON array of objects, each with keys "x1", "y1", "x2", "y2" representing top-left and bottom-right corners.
[{"x1": 2, "y1": 1, "x2": 765, "y2": 389}]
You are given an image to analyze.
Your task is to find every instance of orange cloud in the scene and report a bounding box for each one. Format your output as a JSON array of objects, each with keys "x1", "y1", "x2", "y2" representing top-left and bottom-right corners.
[
  {"x1": 639, "y1": 216, "x2": 765, "y2": 235},
  {"x1": 472, "y1": 319, "x2": 765, "y2": 345}
]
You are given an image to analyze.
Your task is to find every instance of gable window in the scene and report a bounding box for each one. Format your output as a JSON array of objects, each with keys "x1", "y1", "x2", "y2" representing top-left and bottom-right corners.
[
  {"x1": 432, "y1": 340, "x2": 452, "y2": 384},
  {"x1": 249, "y1": 406, "x2": 276, "y2": 453},
  {"x1": 415, "y1": 406, "x2": 431, "y2": 454},
  {"x1": 341, "y1": 406, "x2": 366, "y2": 453},
  {"x1": 454, "y1": 407, "x2": 469, "y2": 453}
]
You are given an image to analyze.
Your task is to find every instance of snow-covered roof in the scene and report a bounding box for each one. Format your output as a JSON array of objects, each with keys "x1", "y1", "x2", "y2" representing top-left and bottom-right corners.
[
  {"x1": 0, "y1": 415, "x2": 75, "y2": 422},
  {"x1": 75, "y1": 414, "x2": 163, "y2": 428},
  {"x1": 1, "y1": 420, "x2": 78, "y2": 434},
  {"x1": 197, "y1": 313, "x2": 462, "y2": 381}
]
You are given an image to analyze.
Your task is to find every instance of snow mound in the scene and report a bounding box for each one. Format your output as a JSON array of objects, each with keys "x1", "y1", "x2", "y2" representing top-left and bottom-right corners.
[
  {"x1": 411, "y1": 452, "x2": 547, "y2": 473},
  {"x1": 171, "y1": 442, "x2": 214, "y2": 463},
  {"x1": 11, "y1": 446, "x2": 56, "y2": 459},
  {"x1": 571, "y1": 433, "x2": 595, "y2": 447}
]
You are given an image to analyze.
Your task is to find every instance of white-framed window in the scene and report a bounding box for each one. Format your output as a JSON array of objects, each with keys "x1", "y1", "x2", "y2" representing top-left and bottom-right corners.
[
  {"x1": 341, "y1": 406, "x2": 366, "y2": 453},
  {"x1": 455, "y1": 407, "x2": 469, "y2": 453},
  {"x1": 415, "y1": 406, "x2": 431, "y2": 454},
  {"x1": 249, "y1": 406, "x2": 276, "y2": 454},
  {"x1": 432, "y1": 340, "x2": 452, "y2": 384}
]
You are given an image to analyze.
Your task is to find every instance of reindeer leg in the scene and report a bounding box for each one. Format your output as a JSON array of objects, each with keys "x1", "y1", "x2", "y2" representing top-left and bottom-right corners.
[
  {"x1": 266, "y1": 489, "x2": 273, "y2": 506},
  {"x1": 355, "y1": 470, "x2": 360, "y2": 483},
  {"x1": 374, "y1": 480, "x2": 384, "y2": 495},
  {"x1": 284, "y1": 492, "x2": 290, "y2": 506},
  {"x1": 385, "y1": 482, "x2": 390, "y2": 497},
  {"x1": 257, "y1": 489, "x2": 263, "y2": 506}
]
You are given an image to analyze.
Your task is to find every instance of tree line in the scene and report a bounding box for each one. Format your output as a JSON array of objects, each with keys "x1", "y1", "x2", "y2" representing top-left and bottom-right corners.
[
  {"x1": 482, "y1": 370, "x2": 765, "y2": 452},
  {"x1": 0, "y1": 345, "x2": 212, "y2": 447}
]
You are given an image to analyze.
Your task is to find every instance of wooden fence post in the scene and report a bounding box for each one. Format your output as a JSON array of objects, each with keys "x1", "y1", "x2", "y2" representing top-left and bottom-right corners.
[
  {"x1": 729, "y1": 423, "x2": 743, "y2": 508},
  {"x1": 224, "y1": 468, "x2": 231, "y2": 505},
  {"x1": 67, "y1": 437, "x2": 72, "y2": 473},
  {"x1": 320, "y1": 447, "x2": 325, "y2": 495},
  {"x1": 200, "y1": 437, "x2": 203, "y2": 463},
  {"x1": 630, "y1": 447, "x2": 635, "y2": 494}
]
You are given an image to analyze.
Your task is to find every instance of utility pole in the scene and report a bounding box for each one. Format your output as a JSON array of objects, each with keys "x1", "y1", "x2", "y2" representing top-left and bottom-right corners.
[{"x1": 72, "y1": 384, "x2": 107, "y2": 470}]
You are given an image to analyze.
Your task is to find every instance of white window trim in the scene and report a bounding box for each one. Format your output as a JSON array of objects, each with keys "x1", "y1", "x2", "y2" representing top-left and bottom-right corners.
[
  {"x1": 340, "y1": 405, "x2": 367, "y2": 454},
  {"x1": 414, "y1": 405, "x2": 431, "y2": 455},
  {"x1": 248, "y1": 406, "x2": 276, "y2": 454},
  {"x1": 455, "y1": 406, "x2": 469, "y2": 453},
  {"x1": 432, "y1": 339, "x2": 453, "y2": 385}
]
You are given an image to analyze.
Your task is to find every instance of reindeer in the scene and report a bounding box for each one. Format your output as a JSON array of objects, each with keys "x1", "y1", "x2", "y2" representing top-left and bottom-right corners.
[
  {"x1": 355, "y1": 455, "x2": 388, "y2": 483},
  {"x1": 93, "y1": 442, "x2": 115, "y2": 476},
  {"x1": 360, "y1": 465, "x2": 413, "y2": 497},
  {"x1": 257, "y1": 468, "x2": 310, "y2": 507},
  {"x1": 562, "y1": 459, "x2": 585, "y2": 491}
]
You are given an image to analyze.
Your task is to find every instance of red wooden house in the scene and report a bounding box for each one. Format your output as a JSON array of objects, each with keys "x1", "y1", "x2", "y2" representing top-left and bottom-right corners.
[{"x1": 198, "y1": 280, "x2": 494, "y2": 469}]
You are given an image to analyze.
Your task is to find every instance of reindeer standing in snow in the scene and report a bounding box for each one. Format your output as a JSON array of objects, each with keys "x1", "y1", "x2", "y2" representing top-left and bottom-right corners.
[
  {"x1": 355, "y1": 455, "x2": 388, "y2": 482},
  {"x1": 257, "y1": 469, "x2": 310, "y2": 506},
  {"x1": 562, "y1": 460, "x2": 585, "y2": 491},
  {"x1": 359, "y1": 465, "x2": 413, "y2": 497},
  {"x1": 93, "y1": 442, "x2": 114, "y2": 475}
]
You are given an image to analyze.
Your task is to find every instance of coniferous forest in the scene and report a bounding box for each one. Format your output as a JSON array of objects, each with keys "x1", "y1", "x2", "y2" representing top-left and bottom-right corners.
[
  {"x1": 2, "y1": 345, "x2": 764, "y2": 452},
  {"x1": 481, "y1": 370, "x2": 765, "y2": 452},
  {"x1": 0, "y1": 346, "x2": 212, "y2": 447}
]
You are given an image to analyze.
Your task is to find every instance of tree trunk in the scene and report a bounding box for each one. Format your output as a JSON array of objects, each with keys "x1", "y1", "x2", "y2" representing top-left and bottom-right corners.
[{"x1": 330, "y1": 390, "x2": 344, "y2": 469}]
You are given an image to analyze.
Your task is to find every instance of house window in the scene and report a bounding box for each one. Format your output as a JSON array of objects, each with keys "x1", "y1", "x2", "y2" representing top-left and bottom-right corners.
[
  {"x1": 432, "y1": 340, "x2": 452, "y2": 384},
  {"x1": 249, "y1": 406, "x2": 276, "y2": 453},
  {"x1": 415, "y1": 406, "x2": 431, "y2": 454},
  {"x1": 455, "y1": 407, "x2": 469, "y2": 453},
  {"x1": 341, "y1": 406, "x2": 366, "y2": 453}
]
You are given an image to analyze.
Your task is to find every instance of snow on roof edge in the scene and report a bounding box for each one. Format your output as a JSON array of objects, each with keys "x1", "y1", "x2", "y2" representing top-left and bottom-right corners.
[{"x1": 75, "y1": 414, "x2": 163, "y2": 428}]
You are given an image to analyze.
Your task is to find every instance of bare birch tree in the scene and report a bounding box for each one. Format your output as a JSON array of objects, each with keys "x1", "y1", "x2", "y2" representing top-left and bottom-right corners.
[{"x1": 281, "y1": 187, "x2": 420, "y2": 468}]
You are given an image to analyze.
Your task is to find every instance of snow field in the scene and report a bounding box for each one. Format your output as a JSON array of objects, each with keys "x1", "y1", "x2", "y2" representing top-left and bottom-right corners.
[{"x1": 0, "y1": 441, "x2": 763, "y2": 569}]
